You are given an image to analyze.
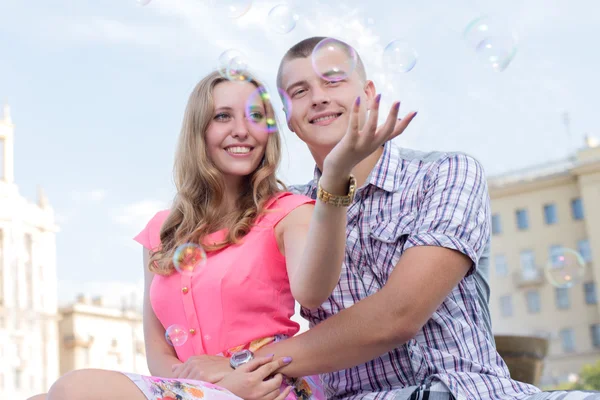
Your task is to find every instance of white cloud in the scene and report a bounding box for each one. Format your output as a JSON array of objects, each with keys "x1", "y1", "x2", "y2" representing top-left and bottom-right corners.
[{"x1": 70, "y1": 189, "x2": 107, "y2": 203}]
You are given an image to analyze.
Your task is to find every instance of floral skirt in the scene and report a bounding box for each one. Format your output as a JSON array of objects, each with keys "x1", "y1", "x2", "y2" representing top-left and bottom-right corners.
[{"x1": 122, "y1": 334, "x2": 324, "y2": 400}]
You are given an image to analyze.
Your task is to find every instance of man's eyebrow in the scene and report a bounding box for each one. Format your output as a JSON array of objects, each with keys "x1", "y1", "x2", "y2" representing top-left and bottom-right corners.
[{"x1": 285, "y1": 79, "x2": 308, "y2": 93}]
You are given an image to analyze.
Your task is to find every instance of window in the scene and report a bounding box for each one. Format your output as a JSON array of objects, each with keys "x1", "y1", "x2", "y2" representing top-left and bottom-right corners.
[
  {"x1": 516, "y1": 209, "x2": 529, "y2": 230},
  {"x1": 560, "y1": 328, "x2": 576, "y2": 352},
  {"x1": 0, "y1": 229, "x2": 3, "y2": 306},
  {"x1": 577, "y1": 239, "x2": 592, "y2": 263},
  {"x1": 591, "y1": 324, "x2": 600, "y2": 348},
  {"x1": 0, "y1": 138, "x2": 4, "y2": 180},
  {"x1": 543, "y1": 203, "x2": 558, "y2": 225},
  {"x1": 520, "y1": 250, "x2": 537, "y2": 279},
  {"x1": 14, "y1": 368, "x2": 22, "y2": 389},
  {"x1": 495, "y1": 254, "x2": 508, "y2": 276},
  {"x1": 492, "y1": 214, "x2": 502, "y2": 235},
  {"x1": 585, "y1": 282, "x2": 597, "y2": 305},
  {"x1": 555, "y1": 287, "x2": 570, "y2": 309},
  {"x1": 500, "y1": 295, "x2": 513, "y2": 317},
  {"x1": 526, "y1": 290, "x2": 541, "y2": 313},
  {"x1": 571, "y1": 198, "x2": 584, "y2": 220}
]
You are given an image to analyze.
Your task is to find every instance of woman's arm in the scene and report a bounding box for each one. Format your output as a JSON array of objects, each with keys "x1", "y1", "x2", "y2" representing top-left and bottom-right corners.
[
  {"x1": 276, "y1": 177, "x2": 350, "y2": 309},
  {"x1": 142, "y1": 248, "x2": 182, "y2": 378}
]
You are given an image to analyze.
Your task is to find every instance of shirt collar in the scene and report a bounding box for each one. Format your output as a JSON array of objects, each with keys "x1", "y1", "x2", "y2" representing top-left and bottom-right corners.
[{"x1": 310, "y1": 141, "x2": 403, "y2": 193}]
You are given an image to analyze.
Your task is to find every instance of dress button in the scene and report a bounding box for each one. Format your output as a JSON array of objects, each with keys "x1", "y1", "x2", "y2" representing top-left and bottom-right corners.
[
  {"x1": 189, "y1": 328, "x2": 196, "y2": 335},
  {"x1": 182, "y1": 287, "x2": 189, "y2": 294}
]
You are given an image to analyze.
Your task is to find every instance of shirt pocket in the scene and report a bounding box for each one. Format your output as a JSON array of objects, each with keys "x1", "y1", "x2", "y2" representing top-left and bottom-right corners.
[{"x1": 363, "y1": 212, "x2": 417, "y2": 283}]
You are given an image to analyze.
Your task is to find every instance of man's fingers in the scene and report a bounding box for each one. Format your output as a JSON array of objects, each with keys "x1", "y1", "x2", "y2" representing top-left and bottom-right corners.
[
  {"x1": 377, "y1": 101, "x2": 401, "y2": 139},
  {"x1": 237, "y1": 354, "x2": 275, "y2": 373},
  {"x1": 361, "y1": 94, "x2": 381, "y2": 136},
  {"x1": 390, "y1": 111, "x2": 418, "y2": 139},
  {"x1": 349, "y1": 96, "x2": 361, "y2": 138}
]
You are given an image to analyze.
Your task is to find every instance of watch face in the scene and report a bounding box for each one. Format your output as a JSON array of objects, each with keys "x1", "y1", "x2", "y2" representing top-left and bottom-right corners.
[{"x1": 232, "y1": 350, "x2": 252, "y2": 364}]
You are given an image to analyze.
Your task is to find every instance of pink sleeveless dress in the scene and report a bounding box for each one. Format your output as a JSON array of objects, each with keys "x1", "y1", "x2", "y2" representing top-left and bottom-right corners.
[{"x1": 121, "y1": 192, "x2": 325, "y2": 400}]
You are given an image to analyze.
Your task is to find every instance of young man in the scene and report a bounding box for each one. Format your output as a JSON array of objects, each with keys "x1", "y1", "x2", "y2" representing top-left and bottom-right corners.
[{"x1": 177, "y1": 37, "x2": 599, "y2": 399}]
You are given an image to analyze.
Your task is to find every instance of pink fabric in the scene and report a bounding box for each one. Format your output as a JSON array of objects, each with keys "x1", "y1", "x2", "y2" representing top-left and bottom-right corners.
[{"x1": 134, "y1": 192, "x2": 315, "y2": 361}]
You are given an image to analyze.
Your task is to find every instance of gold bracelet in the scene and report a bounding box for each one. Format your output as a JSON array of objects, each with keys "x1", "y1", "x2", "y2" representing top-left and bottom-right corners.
[{"x1": 316, "y1": 175, "x2": 357, "y2": 207}]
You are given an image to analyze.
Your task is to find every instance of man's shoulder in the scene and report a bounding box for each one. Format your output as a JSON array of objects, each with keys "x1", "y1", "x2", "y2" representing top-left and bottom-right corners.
[
  {"x1": 395, "y1": 145, "x2": 481, "y2": 167},
  {"x1": 288, "y1": 181, "x2": 317, "y2": 197}
]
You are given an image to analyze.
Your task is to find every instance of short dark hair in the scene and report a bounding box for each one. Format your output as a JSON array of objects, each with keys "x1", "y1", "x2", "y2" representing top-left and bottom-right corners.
[{"x1": 276, "y1": 36, "x2": 367, "y2": 91}]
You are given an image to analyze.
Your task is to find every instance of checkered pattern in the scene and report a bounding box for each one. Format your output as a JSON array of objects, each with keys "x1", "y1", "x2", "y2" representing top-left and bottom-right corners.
[{"x1": 290, "y1": 142, "x2": 541, "y2": 400}]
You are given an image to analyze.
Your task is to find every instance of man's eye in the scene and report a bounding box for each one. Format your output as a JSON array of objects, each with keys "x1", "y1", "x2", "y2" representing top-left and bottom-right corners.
[{"x1": 292, "y1": 89, "x2": 306, "y2": 97}]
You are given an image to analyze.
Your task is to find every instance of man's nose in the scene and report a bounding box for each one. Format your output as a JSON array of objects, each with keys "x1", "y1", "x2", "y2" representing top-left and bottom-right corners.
[{"x1": 311, "y1": 86, "x2": 330, "y2": 107}]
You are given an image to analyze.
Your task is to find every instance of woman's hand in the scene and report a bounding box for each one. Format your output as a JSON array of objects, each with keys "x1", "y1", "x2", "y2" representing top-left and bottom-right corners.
[
  {"x1": 323, "y1": 95, "x2": 417, "y2": 178},
  {"x1": 172, "y1": 354, "x2": 232, "y2": 383},
  {"x1": 216, "y1": 355, "x2": 293, "y2": 400}
]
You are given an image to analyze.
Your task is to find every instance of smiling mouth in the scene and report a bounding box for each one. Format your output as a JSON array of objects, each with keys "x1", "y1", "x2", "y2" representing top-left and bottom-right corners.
[
  {"x1": 310, "y1": 113, "x2": 342, "y2": 124},
  {"x1": 224, "y1": 146, "x2": 254, "y2": 155}
]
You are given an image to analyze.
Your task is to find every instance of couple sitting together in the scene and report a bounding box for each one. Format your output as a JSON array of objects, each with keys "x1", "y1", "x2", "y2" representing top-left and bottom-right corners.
[{"x1": 29, "y1": 36, "x2": 599, "y2": 400}]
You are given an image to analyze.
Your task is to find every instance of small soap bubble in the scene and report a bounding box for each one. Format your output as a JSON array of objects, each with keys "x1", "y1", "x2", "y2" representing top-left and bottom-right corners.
[
  {"x1": 165, "y1": 324, "x2": 188, "y2": 347},
  {"x1": 311, "y1": 38, "x2": 357, "y2": 82},
  {"x1": 173, "y1": 243, "x2": 207, "y2": 276},
  {"x1": 212, "y1": 0, "x2": 253, "y2": 19},
  {"x1": 383, "y1": 40, "x2": 418, "y2": 73},
  {"x1": 245, "y1": 87, "x2": 277, "y2": 134},
  {"x1": 268, "y1": 5, "x2": 300, "y2": 34},
  {"x1": 463, "y1": 16, "x2": 518, "y2": 72},
  {"x1": 545, "y1": 248, "x2": 586, "y2": 289}
]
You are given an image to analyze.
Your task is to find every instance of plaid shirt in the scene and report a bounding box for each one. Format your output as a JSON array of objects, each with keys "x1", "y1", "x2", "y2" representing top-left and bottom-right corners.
[{"x1": 290, "y1": 142, "x2": 540, "y2": 400}]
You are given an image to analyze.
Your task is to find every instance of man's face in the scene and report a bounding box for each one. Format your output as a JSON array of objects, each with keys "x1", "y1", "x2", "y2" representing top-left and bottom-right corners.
[{"x1": 279, "y1": 56, "x2": 375, "y2": 151}]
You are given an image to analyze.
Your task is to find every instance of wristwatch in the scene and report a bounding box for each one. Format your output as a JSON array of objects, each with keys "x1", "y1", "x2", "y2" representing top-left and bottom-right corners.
[
  {"x1": 317, "y1": 174, "x2": 357, "y2": 207},
  {"x1": 229, "y1": 349, "x2": 254, "y2": 369}
]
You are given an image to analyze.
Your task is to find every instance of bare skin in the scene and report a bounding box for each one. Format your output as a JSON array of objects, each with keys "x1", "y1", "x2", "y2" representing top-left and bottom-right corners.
[{"x1": 28, "y1": 356, "x2": 293, "y2": 400}]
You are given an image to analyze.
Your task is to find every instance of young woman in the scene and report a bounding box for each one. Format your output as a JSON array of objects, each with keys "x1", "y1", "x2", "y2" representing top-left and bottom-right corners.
[{"x1": 31, "y1": 68, "x2": 402, "y2": 400}]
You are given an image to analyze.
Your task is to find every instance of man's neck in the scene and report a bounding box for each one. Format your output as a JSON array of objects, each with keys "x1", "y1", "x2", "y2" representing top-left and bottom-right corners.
[{"x1": 313, "y1": 145, "x2": 385, "y2": 188}]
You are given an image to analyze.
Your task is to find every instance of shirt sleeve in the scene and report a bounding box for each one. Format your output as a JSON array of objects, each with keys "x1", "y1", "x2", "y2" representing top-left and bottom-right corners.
[
  {"x1": 403, "y1": 153, "x2": 491, "y2": 274},
  {"x1": 133, "y1": 210, "x2": 169, "y2": 251}
]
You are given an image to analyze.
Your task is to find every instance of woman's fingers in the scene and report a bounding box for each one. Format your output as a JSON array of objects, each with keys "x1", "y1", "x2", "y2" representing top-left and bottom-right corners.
[
  {"x1": 237, "y1": 355, "x2": 275, "y2": 373},
  {"x1": 273, "y1": 386, "x2": 293, "y2": 400},
  {"x1": 253, "y1": 359, "x2": 290, "y2": 381},
  {"x1": 257, "y1": 372, "x2": 285, "y2": 397}
]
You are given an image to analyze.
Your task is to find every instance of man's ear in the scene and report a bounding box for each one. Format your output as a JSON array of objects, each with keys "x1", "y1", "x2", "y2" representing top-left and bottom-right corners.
[
  {"x1": 364, "y1": 80, "x2": 376, "y2": 101},
  {"x1": 284, "y1": 107, "x2": 295, "y2": 132}
]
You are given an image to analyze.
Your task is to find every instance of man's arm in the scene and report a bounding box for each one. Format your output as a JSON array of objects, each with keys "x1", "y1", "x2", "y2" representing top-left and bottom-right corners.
[{"x1": 256, "y1": 153, "x2": 491, "y2": 377}]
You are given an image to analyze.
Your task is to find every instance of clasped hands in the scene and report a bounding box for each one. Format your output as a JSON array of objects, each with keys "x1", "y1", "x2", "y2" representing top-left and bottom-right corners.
[{"x1": 172, "y1": 354, "x2": 293, "y2": 400}]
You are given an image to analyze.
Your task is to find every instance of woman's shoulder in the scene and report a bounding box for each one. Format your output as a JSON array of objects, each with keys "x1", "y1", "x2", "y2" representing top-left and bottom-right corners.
[
  {"x1": 265, "y1": 191, "x2": 315, "y2": 210},
  {"x1": 133, "y1": 209, "x2": 171, "y2": 250}
]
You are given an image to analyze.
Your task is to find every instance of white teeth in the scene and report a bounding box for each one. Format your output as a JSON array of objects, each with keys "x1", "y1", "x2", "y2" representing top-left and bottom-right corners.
[
  {"x1": 226, "y1": 146, "x2": 251, "y2": 154},
  {"x1": 313, "y1": 114, "x2": 339, "y2": 123}
]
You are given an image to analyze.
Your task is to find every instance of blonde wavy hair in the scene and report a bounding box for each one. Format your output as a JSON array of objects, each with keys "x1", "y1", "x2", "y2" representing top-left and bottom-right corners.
[{"x1": 149, "y1": 71, "x2": 286, "y2": 275}]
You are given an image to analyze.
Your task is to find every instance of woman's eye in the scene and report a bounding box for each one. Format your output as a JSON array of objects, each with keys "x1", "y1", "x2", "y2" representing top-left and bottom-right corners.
[
  {"x1": 248, "y1": 112, "x2": 264, "y2": 122},
  {"x1": 214, "y1": 113, "x2": 230, "y2": 121}
]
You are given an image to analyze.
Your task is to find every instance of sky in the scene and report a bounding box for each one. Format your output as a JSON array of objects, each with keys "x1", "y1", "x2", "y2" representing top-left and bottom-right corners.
[{"x1": 0, "y1": 0, "x2": 598, "y2": 316}]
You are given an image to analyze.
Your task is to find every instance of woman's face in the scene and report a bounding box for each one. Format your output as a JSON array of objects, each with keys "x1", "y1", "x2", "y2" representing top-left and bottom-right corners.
[{"x1": 205, "y1": 81, "x2": 271, "y2": 180}]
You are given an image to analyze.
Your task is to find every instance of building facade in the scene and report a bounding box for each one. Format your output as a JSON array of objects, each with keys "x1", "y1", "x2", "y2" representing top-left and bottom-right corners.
[
  {"x1": 488, "y1": 136, "x2": 600, "y2": 386},
  {"x1": 0, "y1": 104, "x2": 61, "y2": 398},
  {"x1": 58, "y1": 294, "x2": 149, "y2": 376}
]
